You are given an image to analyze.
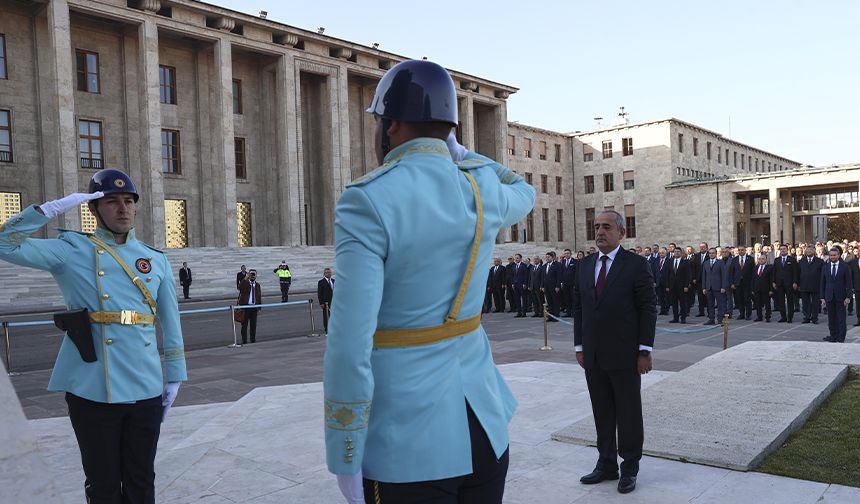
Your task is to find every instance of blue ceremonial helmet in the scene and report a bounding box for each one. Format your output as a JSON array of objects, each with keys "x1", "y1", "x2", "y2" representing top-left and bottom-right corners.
[
  {"x1": 366, "y1": 60, "x2": 458, "y2": 125},
  {"x1": 87, "y1": 168, "x2": 139, "y2": 202}
]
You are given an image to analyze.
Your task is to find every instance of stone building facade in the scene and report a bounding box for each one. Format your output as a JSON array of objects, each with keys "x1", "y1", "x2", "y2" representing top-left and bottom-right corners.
[{"x1": 0, "y1": 0, "x2": 515, "y2": 247}]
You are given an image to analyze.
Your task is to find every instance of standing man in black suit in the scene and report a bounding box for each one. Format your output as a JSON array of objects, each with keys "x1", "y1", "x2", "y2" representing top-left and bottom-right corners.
[
  {"x1": 317, "y1": 267, "x2": 335, "y2": 333},
  {"x1": 178, "y1": 261, "x2": 192, "y2": 300},
  {"x1": 820, "y1": 247, "x2": 853, "y2": 342},
  {"x1": 667, "y1": 248, "x2": 692, "y2": 323},
  {"x1": 652, "y1": 248, "x2": 670, "y2": 315},
  {"x1": 505, "y1": 256, "x2": 517, "y2": 312},
  {"x1": 236, "y1": 264, "x2": 247, "y2": 290},
  {"x1": 529, "y1": 256, "x2": 544, "y2": 318},
  {"x1": 237, "y1": 269, "x2": 262, "y2": 344},
  {"x1": 573, "y1": 210, "x2": 656, "y2": 494},
  {"x1": 692, "y1": 243, "x2": 708, "y2": 317},
  {"x1": 773, "y1": 244, "x2": 799, "y2": 323},
  {"x1": 798, "y1": 246, "x2": 824, "y2": 324},
  {"x1": 701, "y1": 247, "x2": 728, "y2": 325},
  {"x1": 728, "y1": 245, "x2": 755, "y2": 320},
  {"x1": 849, "y1": 246, "x2": 860, "y2": 326},
  {"x1": 511, "y1": 254, "x2": 529, "y2": 317},
  {"x1": 541, "y1": 251, "x2": 563, "y2": 321},
  {"x1": 751, "y1": 255, "x2": 774, "y2": 322},
  {"x1": 561, "y1": 248, "x2": 577, "y2": 317},
  {"x1": 684, "y1": 246, "x2": 699, "y2": 316},
  {"x1": 487, "y1": 257, "x2": 507, "y2": 313}
]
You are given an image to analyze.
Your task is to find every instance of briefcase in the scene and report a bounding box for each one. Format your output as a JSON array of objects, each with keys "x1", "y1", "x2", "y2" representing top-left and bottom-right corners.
[
  {"x1": 233, "y1": 308, "x2": 246, "y2": 323},
  {"x1": 53, "y1": 308, "x2": 97, "y2": 363}
]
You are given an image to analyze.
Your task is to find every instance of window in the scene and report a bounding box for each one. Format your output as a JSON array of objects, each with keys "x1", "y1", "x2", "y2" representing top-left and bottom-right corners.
[
  {"x1": 78, "y1": 119, "x2": 103, "y2": 169},
  {"x1": 538, "y1": 141, "x2": 547, "y2": 160},
  {"x1": 506, "y1": 134, "x2": 515, "y2": 155},
  {"x1": 584, "y1": 175, "x2": 594, "y2": 194},
  {"x1": 678, "y1": 133, "x2": 684, "y2": 152},
  {"x1": 159, "y1": 65, "x2": 177, "y2": 104},
  {"x1": 164, "y1": 199, "x2": 188, "y2": 248},
  {"x1": 75, "y1": 50, "x2": 99, "y2": 93},
  {"x1": 554, "y1": 143, "x2": 561, "y2": 162},
  {"x1": 232, "y1": 79, "x2": 242, "y2": 114},
  {"x1": 706, "y1": 141, "x2": 712, "y2": 160},
  {"x1": 622, "y1": 137, "x2": 633, "y2": 156},
  {"x1": 602, "y1": 140, "x2": 612, "y2": 159},
  {"x1": 525, "y1": 172, "x2": 532, "y2": 185},
  {"x1": 0, "y1": 192, "x2": 21, "y2": 224},
  {"x1": 161, "y1": 129, "x2": 181, "y2": 174},
  {"x1": 717, "y1": 146, "x2": 721, "y2": 163},
  {"x1": 623, "y1": 170, "x2": 634, "y2": 190},
  {"x1": 693, "y1": 137, "x2": 699, "y2": 156},
  {"x1": 541, "y1": 208, "x2": 549, "y2": 242},
  {"x1": 733, "y1": 151, "x2": 737, "y2": 168},
  {"x1": 555, "y1": 176, "x2": 562, "y2": 195},
  {"x1": 234, "y1": 137, "x2": 246, "y2": 179},
  {"x1": 755, "y1": 158, "x2": 759, "y2": 171},
  {"x1": 603, "y1": 173, "x2": 614, "y2": 192},
  {"x1": 0, "y1": 110, "x2": 12, "y2": 162},
  {"x1": 0, "y1": 34, "x2": 7, "y2": 80},
  {"x1": 725, "y1": 148, "x2": 729, "y2": 165},
  {"x1": 741, "y1": 154, "x2": 745, "y2": 170},
  {"x1": 238, "y1": 201, "x2": 252, "y2": 247},
  {"x1": 585, "y1": 208, "x2": 595, "y2": 240},
  {"x1": 540, "y1": 174, "x2": 548, "y2": 193},
  {"x1": 524, "y1": 138, "x2": 531, "y2": 158},
  {"x1": 624, "y1": 205, "x2": 636, "y2": 238},
  {"x1": 526, "y1": 210, "x2": 534, "y2": 241},
  {"x1": 511, "y1": 223, "x2": 519, "y2": 242},
  {"x1": 583, "y1": 144, "x2": 593, "y2": 162},
  {"x1": 556, "y1": 209, "x2": 564, "y2": 242}
]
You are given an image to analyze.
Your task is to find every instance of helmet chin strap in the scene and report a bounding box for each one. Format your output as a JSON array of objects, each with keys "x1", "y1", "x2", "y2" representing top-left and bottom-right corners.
[
  {"x1": 92, "y1": 201, "x2": 128, "y2": 238},
  {"x1": 380, "y1": 118, "x2": 392, "y2": 157}
]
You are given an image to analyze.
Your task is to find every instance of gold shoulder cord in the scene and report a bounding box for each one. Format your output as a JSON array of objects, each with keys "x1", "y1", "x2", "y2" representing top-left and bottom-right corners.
[{"x1": 88, "y1": 235, "x2": 158, "y2": 315}]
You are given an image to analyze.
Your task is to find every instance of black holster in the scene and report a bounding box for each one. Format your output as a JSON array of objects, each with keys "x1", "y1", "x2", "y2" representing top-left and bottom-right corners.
[{"x1": 53, "y1": 308, "x2": 97, "y2": 363}]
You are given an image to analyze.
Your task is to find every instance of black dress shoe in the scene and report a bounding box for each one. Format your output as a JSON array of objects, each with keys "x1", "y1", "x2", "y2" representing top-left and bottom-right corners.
[
  {"x1": 531, "y1": 314, "x2": 542, "y2": 318},
  {"x1": 669, "y1": 319, "x2": 679, "y2": 323},
  {"x1": 680, "y1": 318, "x2": 686, "y2": 324},
  {"x1": 745, "y1": 315, "x2": 752, "y2": 320},
  {"x1": 697, "y1": 312, "x2": 706, "y2": 317},
  {"x1": 580, "y1": 469, "x2": 619, "y2": 485},
  {"x1": 766, "y1": 318, "x2": 771, "y2": 322},
  {"x1": 754, "y1": 318, "x2": 763, "y2": 322},
  {"x1": 801, "y1": 319, "x2": 810, "y2": 324},
  {"x1": 777, "y1": 318, "x2": 787, "y2": 323},
  {"x1": 854, "y1": 322, "x2": 860, "y2": 326},
  {"x1": 705, "y1": 320, "x2": 716, "y2": 325},
  {"x1": 617, "y1": 476, "x2": 637, "y2": 494},
  {"x1": 822, "y1": 336, "x2": 833, "y2": 342}
]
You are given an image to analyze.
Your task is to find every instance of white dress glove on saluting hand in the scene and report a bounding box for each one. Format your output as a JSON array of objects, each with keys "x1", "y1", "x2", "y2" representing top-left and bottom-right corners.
[
  {"x1": 337, "y1": 472, "x2": 366, "y2": 504},
  {"x1": 161, "y1": 382, "x2": 181, "y2": 422},
  {"x1": 446, "y1": 131, "x2": 468, "y2": 162},
  {"x1": 39, "y1": 192, "x2": 104, "y2": 219}
]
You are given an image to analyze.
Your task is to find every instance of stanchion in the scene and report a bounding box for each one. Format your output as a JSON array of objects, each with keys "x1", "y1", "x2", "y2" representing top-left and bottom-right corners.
[
  {"x1": 540, "y1": 302, "x2": 552, "y2": 351},
  {"x1": 228, "y1": 306, "x2": 241, "y2": 348},
  {"x1": 722, "y1": 313, "x2": 730, "y2": 350},
  {"x1": 308, "y1": 299, "x2": 320, "y2": 337},
  {"x1": 3, "y1": 321, "x2": 16, "y2": 375}
]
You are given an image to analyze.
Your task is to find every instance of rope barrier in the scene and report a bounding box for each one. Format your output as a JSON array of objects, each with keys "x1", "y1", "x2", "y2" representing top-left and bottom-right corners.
[{"x1": 544, "y1": 312, "x2": 574, "y2": 326}]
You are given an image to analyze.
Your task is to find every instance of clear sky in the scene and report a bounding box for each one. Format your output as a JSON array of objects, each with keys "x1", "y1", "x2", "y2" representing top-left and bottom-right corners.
[{"x1": 210, "y1": 0, "x2": 859, "y2": 167}]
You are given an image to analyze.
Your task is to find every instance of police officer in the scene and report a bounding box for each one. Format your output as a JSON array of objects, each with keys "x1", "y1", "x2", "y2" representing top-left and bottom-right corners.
[
  {"x1": 323, "y1": 60, "x2": 535, "y2": 503},
  {"x1": 273, "y1": 260, "x2": 292, "y2": 302},
  {"x1": 0, "y1": 168, "x2": 187, "y2": 503}
]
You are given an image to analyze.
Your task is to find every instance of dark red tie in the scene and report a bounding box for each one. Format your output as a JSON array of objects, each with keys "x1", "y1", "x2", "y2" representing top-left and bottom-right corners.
[{"x1": 595, "y1": 256, "x2": 608, "y2": 298}]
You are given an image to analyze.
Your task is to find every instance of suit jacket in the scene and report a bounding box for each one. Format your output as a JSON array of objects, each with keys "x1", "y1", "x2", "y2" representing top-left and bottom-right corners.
[
  {"x1": 797, "y1": 256, "x2": 824, "y2": 293},
  {"x1": 667, "y1": 257, "x2": 692, "y2": 292},
  {"x1": 236, "y1": 271, "x2": 247, "y2": 290},
  {"x1": 849, "y1": 257, "x2": 860, "y2": 291},
  {"x1": 504, "y1": 262, "x2": 515, "y2": 287},
  {"x1": 751, "y1": 264, "x2": 773, "y2": 293},
  {"x1": 728, "y1": 255, "x2": 754, "y2": 287},
  {"x1": 772, "y1": 255, "x2": 798, "y2": 287},
  {"x1": 561, "y1": 258, "x2": 577, "y2": 286},
  {"x1": 487, "y1": 265, "x2": 506, "y2": 290},
  {"x1": 237, "y1": 279, "x2": 262, "y2": 310},
  {"x1": 690, "y1": 253, "x2": 706, "y2": 285},
  {"x1": 542, "y1": 260, "x2": 562, "y2": 290},
  {"x1": 701, "y1": 257, "x2": 729, "y2": 292},
  {"x1": 510, "y1": 262, "x2": 528, "y2": 286},
  {"x1": 652, "y1": 256, "x2": 669, "y2": 287},
  {"x1": 317, "y1": 277, "x2": 334, "y2": 305},
  {"x1": 179, "y1": 266, "x2": 192, "y2": 285},
  {"x1": 820, "y1": 261, "x2": 853, "y2": 302},
  {"x1": 573, "y1": 248, "x2": 657, "y2": 370},
  {"x1": 529, "y1": 263, "x2": 544, "y2": 290}
]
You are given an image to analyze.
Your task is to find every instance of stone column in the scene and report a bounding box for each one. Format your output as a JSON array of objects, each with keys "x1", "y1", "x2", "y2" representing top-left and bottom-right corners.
[
  {"x1": 275, "y1": 53, "x2": 301, "y2": 245},
  {"x1": 46, "y1": 0, "x2": 79, "y2": 232},
  {"x1": 781, "y1": 189, "x2": 793, "y2": 245},
  {"x1": 137, "y1": 19, "x2": 165, "y2": 247},
  {"x1": 460, "y1": 96, "x2": 474, "y2": 150},
  {"x1": 333, "y1": 65, "x2": 350, "y2": 196},
  {"x1": 213, "y1": 36, "x2": 238, "y2": 247},
  {"x1": 768, "y1": 186, "x2": 780, "y2": 244}
]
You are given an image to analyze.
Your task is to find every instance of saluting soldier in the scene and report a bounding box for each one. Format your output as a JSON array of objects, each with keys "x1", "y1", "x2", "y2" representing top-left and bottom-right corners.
[
  {"x1": 0, "y1": 168, "x2": 187, "y2": 503},
  {"x1": 323, "y1": 60, "x2": 535, "y2": 503},
  {"x1": 273, "y1": 260, "x2": 292, "y2": 302}
]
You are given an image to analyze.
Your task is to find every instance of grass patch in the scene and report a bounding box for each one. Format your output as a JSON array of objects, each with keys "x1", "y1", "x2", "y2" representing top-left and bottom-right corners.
[{"x1": 757, "y1": 378, "x2": 860, "y2": 487}]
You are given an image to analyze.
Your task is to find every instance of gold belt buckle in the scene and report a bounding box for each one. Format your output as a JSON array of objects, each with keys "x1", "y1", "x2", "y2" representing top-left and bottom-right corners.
[{"x1": 120, "y1": 310, "x2": 137, "y2": 325}]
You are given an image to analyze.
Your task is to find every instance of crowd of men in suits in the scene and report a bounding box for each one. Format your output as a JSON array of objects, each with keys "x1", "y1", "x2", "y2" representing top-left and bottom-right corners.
[{"x1": 485, "y1": 238, "x2": 860, "y2": 342}]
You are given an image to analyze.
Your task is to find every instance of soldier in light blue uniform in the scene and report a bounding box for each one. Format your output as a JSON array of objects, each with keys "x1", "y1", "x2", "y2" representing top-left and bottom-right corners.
[
  {"x1": 0, "y1": 168, "x2": 186, "y2": 503},
  {"x1": 324, "y1": 60, "x2": 535, "y2": 503}
]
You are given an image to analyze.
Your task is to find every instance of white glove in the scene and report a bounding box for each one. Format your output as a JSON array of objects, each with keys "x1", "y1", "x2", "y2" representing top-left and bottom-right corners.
[
  {"x1": 336, "y1": 472, "x2": 365, "y2": 504},
  {"x1": 446, "y1": 131, "x2": 468, "y2": 162},
  {"x1": 161, "y1": 382, "x2": 181, "y2": 422},
  {"x1": 39, "y1": 192, "x2": 104, "y2": 219}
]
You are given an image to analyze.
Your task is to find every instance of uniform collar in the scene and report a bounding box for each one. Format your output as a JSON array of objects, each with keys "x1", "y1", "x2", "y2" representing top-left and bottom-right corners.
[
  {"x1": 383, "y1": 138, "x2": 452, "y2": 165},
  {"x1": 94, "y1": 226, "x2": 136, "y2": 245}
]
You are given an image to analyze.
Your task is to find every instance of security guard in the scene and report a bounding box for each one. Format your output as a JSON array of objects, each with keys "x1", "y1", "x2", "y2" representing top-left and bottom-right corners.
[
  {"x1": 0, "y1": 168, "x2": 187, "y2": 503},
  {"x1": 273, "y1": 260, "x2": 292, "y2": 302},
  {"x1": 323, "y1": 60, "x2": 535, "y2": 503}
]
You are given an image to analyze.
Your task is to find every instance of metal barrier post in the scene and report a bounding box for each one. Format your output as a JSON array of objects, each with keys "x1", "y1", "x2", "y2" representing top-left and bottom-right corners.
[
  {"x1": 722, "y1": 313, "x2": 730, "y2": 350},
  {"x1": 228, "y1": 306, "x2": 241, "y2": 348},
  {"x1": 3, "y1": 321, "x2": 15, "y2": 375},
  {"x1": 540, "y1": 302, "x2": 552, "y2": 351},
  {"x1": 308, "y1": 300, "x2": 320, "y2": 338}
]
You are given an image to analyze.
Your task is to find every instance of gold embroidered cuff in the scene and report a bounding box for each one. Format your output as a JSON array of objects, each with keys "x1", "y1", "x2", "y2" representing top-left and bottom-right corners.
[{"x1": 325, "y1": 398, "x2": 371, "y2": 431}]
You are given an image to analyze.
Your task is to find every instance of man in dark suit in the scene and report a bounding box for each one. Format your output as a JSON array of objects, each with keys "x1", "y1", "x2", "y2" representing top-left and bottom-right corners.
[
  {"x1": 573, "y1": 210, "x2": 656, "y2": 495},
  {"x1": 487, "y1": 257, "x2": 506, "y2": 313},
  {"x1": 505, "y1": 256, "x2": 517, "y2": 312},
  {"x1": 317, "y1": 267, "x2": 335, "y2": 333},
  {"x1": 529, "y1": 256, "x2": 544, "y2": 318},
  {"x1": 561, "y1": 248, "x2": 577, "y2": 317},
  {"x1": 541, "y1": 251, "x2": 563, "y2": 321},
  {"x1": 820, "y1": 247, "x2": 853, "y2": 342},
  {"x1": 684, "y1": 246, "x2": 699, "y2": 316},
  {"x1": 849, "y1": 246, "x2": 860, "y2": 326},
  {"x1": 720, "y1": 248, "x2": 735, "y2": 317},
  {"x1": 652, "y1": 248, "x2": 669, "y2": 315},
  {"x1": 237, "y1": 269, "x2": 262, "y2": 344},
  {"x1": 797, "y1": 246, "x2": 824, "y2": 324},
  {"x1": 692, "y1": 243, "x2": 709, "y2": 317},
  {"x1": 728, "y1": 245, "x2": 755, "y2": 320},
  {"x1": 700, "y1": 247, "x2": 728, "y2": 325},
  {"x1": 666, "y1": 249, "x2": 692, "y2": 323},
  {"x1": 178, "y1": 261, "x2": 192, "y2": 300},
  {"x1": 236, "y1": 264, "x2": 247, "y2": 290},
  {"x1": 772, "y1": 244, "x2": 799, "y2": 323},
  {"x1": 510, "y1": 254, "x2": 529, "y2": 317},
  {"x1": 751, "y1": 255, "x2": 774, "y2": 322}
]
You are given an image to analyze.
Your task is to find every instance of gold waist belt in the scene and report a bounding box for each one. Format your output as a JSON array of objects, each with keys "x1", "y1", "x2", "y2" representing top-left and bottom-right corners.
[
  {"x1": 373, "y1": 313, "x2": 482, "y2": 348},
  {"x1": 90, "y1": 310, "x2": 156, "y2": 325}
]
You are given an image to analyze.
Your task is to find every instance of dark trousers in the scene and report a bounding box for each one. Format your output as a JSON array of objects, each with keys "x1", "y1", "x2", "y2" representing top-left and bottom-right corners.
[
  {"x1": 800, "y1": 291, "x2": 820, "y2": 322},
  {"x1": 584, "y1": 365, "x2": 643, "y2": 477},
  {"x1": 321, "y1": 302, "x2": 330, "y2": 333},
  {"x1": 669, "y1": 288, "x2": 688, "y2": 320},
  {"x1": 491, "y1": 287, "x2": 505, "y2": 312},
  {"x1": 364, "y1": 403, "x2": 509, "y2": 503},
  {"x1": 279, "y1": 281, "x2": 291, "y2": 302},
  {"x1": 506, "y1": 283, "x2": 516, "y2": 312},
  {"x1": 530, "y1": 289, "x2": 544, "y2": 316},
  {"x1": 544, "y1": 288, "x2": 560, "y2": 318},
  {"x1": 753, "y1": 290, "x2": 772, "y2": 320},
  {"x1": 855, "y1": 290, "x2": 860, "y2": 324},
  {"x1": 514, "y1": 284, "x2": 528, "y2": 315},
  {"x1": 826, "y1": 300, "x2": 847, "y2": 342},
  {"x1": 656, "y1": 286, "x2": 668, "y2": 313},
  {"x1": 732, "y1": 284, "x2": 751, "y2": 318},
  {"x1": 483, "y1": 290, "x2": 492, "y2": 313},
  {"x1": 66, "y1": 393, "x2": 162, "y2": 504},
  {"x1": 241, "y1": 309, "x2": 258, "y2": 343},
  {"x1": 181, "y1": 283, "x2": 190, "y2": 299},
  {"x1": 706, "y1": 289, "x2": 726, "y2": 321},
  {"x1": 561, "y1": 283, "x2": 575, "y2": 315},
  {"x1": 687, "y1": 283, "x2": 698, "y2": 314},
  {"x1": 776, "y1": 285, "x2": 795, "y2": 321},
  {"x1": 523, "y1": 286, "x2": 532, "y2": 312},
  {"x1": 695, "y1": 285, "x2": 708, "y2": 315}
]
